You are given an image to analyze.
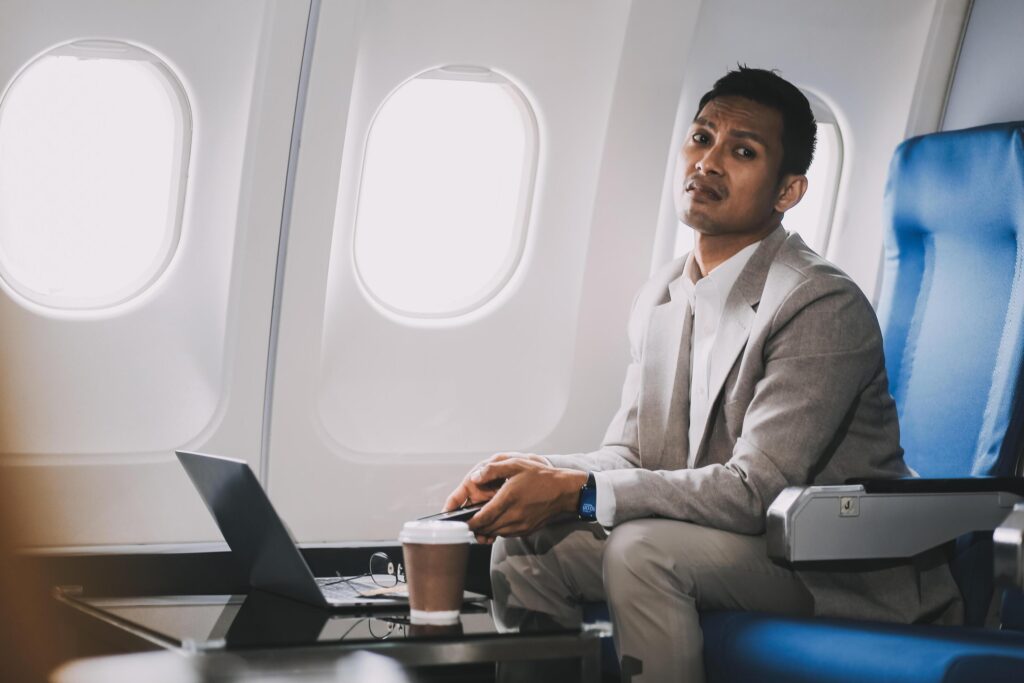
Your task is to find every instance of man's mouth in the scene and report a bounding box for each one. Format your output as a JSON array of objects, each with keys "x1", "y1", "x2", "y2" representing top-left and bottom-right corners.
[{"x1": 685, "y1": 178, "x2": 725, "y2": 202}]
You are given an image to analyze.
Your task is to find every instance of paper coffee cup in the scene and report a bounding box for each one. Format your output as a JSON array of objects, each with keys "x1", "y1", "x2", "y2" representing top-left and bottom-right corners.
[{"x1": 399, "y1": 520, "x2": 472, "y2": 625}]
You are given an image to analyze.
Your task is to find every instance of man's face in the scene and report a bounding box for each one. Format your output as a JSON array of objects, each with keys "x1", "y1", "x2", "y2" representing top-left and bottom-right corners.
[{"x1": 673, "y1": 95, "x2": 788, "y2": 237}]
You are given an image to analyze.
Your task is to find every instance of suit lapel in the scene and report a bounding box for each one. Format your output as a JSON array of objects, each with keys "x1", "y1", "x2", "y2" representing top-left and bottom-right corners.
[
  {"x1": 691, "y1": 227, "x2": 789, "y2": 466},
  {"x1": 689, "y1": 295, "x2": 754, "y2": 467},
  {"x1": 639, "y1": 276, "x2": 692, "y2": 466}
]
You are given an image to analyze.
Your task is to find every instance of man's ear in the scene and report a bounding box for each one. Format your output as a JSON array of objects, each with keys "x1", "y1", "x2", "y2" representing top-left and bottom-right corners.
[{"x1": 774, "y1": 174, "x2": 808, "y2": 214}]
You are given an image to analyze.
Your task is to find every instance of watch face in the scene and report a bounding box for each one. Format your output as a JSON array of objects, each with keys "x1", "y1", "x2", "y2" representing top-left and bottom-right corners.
[{"x1": 581, "y1": 501, "x2": 597, "y2": 518}]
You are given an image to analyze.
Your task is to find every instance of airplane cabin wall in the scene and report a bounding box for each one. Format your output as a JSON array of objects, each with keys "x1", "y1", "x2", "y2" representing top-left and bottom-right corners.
[
  {"x1": 0, "y1": 0, "x2": 311, "y2": 546},
  {"x1": 0, "y1": 0, "x2": 998, "y2": 547},
  {"x1": 942, "y1": 0, "x2": 1024, "y2": 130},
  {"x1": 267, "y1": 0, "x2": 703, "y2": 542}
]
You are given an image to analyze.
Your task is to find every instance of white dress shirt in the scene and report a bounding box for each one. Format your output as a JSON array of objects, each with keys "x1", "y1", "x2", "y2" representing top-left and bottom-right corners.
[{"x1": 593, "y1": 240, "x2": 761, "y2": 527}]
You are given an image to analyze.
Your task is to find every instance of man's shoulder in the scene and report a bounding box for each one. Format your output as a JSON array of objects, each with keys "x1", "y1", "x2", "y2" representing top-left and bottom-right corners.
[
  {"x1": 767, "y1": 231, "x2": 868, "y2": 303},
  {"x1": 762, "y1": 232, "x2": 878, "y2": 332}
]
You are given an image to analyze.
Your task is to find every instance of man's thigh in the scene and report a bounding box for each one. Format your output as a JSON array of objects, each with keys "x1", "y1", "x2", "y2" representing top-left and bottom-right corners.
[{"x1": 603, "y1": 518, "x2": 813, "y2": 615}]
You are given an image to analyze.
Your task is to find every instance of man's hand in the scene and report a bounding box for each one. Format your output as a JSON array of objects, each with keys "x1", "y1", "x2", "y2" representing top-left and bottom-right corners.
[
  {"x1": 443, "y1": 452, "x2": 549, "y2": 514},
  {"x1": 465, "y1": 459, "x2": 588, "y2": 543}
]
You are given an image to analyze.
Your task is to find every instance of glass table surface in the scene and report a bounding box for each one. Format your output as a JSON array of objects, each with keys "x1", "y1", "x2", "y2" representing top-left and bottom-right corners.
[{"x1": 56, "y1": 589, "x2": 604, "y2": 653}]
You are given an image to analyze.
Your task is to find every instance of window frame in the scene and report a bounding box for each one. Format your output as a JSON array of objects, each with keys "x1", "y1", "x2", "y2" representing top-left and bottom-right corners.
[
  {"x1": 797, "y1": 90, "x2": 845, "y2": 256},
  {"x1": 0, "y1": 39, "x2": 192, "y2": 313},
  {"x1": 350, "y1": 65, "x2": 539, "y2": 321}
]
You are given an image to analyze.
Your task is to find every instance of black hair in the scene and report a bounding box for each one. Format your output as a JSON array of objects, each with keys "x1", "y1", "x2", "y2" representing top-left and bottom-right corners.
[{"x1": 696, "y1": 66, "x2": 817, "y2": 177}]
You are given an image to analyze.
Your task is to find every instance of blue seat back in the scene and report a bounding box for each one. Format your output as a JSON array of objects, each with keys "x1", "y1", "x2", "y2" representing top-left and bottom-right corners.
[
  {"x1": 877, "y1": 122, "x2": 1024, "y2": 479},
  {"x1": 876, "y1": 122, "x2": 1024, "y2": 625}
]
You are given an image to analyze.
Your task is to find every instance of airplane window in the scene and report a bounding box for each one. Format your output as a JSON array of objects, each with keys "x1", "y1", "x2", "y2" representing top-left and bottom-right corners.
[
  {"x1": 353, "y1": 67, "x2": 537, "y2": 318},
  {"x1": 0, "y1": 41, "x2": 190, "y2": 311},
  {"x1": 783, "y1": 121, "x2": 843, "y2": 255}
]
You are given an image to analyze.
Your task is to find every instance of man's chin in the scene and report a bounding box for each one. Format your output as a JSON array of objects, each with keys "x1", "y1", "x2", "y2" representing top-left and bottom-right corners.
[{"x1": 679, "y1": 211, "x2": 720, "y2": 235}]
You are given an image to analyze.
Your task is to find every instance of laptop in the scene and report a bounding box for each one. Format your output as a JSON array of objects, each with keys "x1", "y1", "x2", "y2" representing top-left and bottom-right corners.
[{"x1": 176, "y1": 450, "x2": 478, "y2": 610}]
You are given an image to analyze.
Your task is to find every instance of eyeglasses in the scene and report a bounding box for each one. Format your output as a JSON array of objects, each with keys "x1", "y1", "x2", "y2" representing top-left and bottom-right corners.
[{"x1": 321, "y1": 551, "x2": 406, "y2": 589}]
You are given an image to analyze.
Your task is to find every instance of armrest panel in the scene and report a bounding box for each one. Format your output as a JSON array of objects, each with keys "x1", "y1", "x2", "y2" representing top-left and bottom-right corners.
[{"x1": 766, "y1": 485, "x2": 1023, "y2": 563}]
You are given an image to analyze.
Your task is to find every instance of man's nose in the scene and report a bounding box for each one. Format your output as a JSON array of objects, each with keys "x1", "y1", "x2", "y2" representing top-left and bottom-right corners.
[{"x1": 695, "y1": 144, "x2": 724, "y2": 176}]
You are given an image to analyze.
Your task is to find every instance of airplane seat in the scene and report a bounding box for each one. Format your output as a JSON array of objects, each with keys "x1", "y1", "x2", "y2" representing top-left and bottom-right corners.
[
  {"x1": 879, "y1": 120, "x2": 1024, "y2": 628},
  {"x1": 585, "y1": 122, "x2": 1024, "y2": 681}
]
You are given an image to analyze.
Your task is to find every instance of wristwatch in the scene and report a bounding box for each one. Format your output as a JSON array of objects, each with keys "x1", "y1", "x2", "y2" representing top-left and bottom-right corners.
[{"x1": 577, "y1": 471, "x2": 597, "y2": 521}]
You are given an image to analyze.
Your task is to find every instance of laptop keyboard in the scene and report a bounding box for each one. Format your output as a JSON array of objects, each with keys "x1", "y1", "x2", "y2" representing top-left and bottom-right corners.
[
  {"x1": 317, "y1": 576, "x2": 409, "y2": 601},
  {"x1": 316, "y1": 577, "x2": 366, "y2": 600}
]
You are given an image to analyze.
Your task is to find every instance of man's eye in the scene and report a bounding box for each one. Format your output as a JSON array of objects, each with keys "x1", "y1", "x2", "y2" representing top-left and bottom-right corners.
[
  {"x1": 737, "y1": 147, "x2": 756, "y2": 159},
  {"x1": 692, "y1": 132, "x2": 710, "y2": 144}
]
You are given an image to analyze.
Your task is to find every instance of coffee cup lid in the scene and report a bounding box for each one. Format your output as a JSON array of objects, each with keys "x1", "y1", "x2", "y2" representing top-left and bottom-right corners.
[{"x1": 399, "y1": 520, "x2": 473, "y2": 545}]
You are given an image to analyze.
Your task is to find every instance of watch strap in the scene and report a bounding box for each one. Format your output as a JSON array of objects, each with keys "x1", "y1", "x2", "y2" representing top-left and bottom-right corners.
[{"x1": 578, "y1": 471, "x2": 597, "y2": 521}]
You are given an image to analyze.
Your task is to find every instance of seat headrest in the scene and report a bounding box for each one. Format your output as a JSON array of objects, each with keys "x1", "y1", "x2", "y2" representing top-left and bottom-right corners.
[{"x1": 887, "y1": 122, "x2": 1024, "y2": 241}]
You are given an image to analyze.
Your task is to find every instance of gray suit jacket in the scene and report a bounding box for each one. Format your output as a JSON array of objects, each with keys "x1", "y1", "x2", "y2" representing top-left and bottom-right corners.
[{"x1": 547, "y1": 227, "x2": 963, "y2": 624}]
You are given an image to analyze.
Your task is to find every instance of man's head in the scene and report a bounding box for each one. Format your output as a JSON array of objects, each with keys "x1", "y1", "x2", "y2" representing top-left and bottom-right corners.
[{"x1": 674, "y1": 67, "x2": 816, "y2": 239}]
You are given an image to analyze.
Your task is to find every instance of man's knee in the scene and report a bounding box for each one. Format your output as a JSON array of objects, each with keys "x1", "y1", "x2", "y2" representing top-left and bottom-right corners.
[
  {"x1": 490, "y1": 535, "x2": 527, "y2": 605},
  {"x1": 490, "y1": 522, "x2": 604, "y2": 597},
  {"x1": 603, "y1": 519, "x2": 709, "y2": 601},
  {"x1": 602, "y1": 518, "x2": 692, "y2": 598},
  {"x1": 489, "y1": 534, "x2": 517, "y2": 570},
  {"x1": 490, "y1": 523, "x2": 607, "y2": 628}
]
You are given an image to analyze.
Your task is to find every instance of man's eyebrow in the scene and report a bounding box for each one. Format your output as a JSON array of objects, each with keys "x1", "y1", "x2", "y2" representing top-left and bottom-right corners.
[
  {"x1": 731, "y1": 129, "x2": 768, "y2": 147},
  {"x1": 693, "y1": 117, "x2": 769, "y2": 147}
]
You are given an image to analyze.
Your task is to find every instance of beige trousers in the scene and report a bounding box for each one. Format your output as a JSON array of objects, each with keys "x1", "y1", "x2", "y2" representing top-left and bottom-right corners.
[{"x1": 491, "y1": 519, "x2": 815, "y2": 683}]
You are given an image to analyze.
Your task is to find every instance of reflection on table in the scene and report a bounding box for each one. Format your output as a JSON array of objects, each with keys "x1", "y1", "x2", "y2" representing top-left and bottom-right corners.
[
  {"x1": 54, "y1": 588, "x2": 609, "y2": 682},
  {"x1": 53, "y1": 649, "x2": 412, "y2": 683}
]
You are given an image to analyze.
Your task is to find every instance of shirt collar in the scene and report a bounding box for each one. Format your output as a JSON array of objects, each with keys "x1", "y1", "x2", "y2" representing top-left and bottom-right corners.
[{"x1": 681, "y1": 239, "x2": 762, "y2": 307}]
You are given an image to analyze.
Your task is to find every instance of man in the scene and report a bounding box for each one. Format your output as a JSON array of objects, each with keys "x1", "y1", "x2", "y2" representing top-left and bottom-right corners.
[{"x1": 444, "y1": 67, "x2": 962, "y2": 682}]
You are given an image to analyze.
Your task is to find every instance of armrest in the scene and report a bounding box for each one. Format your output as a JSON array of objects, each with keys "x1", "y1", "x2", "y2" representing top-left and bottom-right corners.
[
  {"x1": 847, "y1": 477, "x2": 1024, "y2": 495},
  {"x1": 766, "y1": 480, "x2": 1024, "y2": 563},
  {"x1": 994, "y1": 503, "x2": 1024, "y2": 591}
]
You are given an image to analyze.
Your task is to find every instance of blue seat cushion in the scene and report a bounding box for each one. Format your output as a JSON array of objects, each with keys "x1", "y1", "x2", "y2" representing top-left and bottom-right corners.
[
  {"x1": 701, "y1": 611, "x2": 1024, "y2": 683},
  {"x1": 878, "y1": 122, "x2": 1024, "y2": 480}
]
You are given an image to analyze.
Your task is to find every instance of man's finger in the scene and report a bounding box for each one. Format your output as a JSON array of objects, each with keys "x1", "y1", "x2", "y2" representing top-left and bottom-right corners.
[
  {"x1": 443, "y1": 484, "x2": 471, "y2": 512},
  {"x1": 443, "y1": 479, "x2": 478, "y2": 511},
  {"x1": 468, "y1": 500, "x2": 504, "y2": 533},
  {"x1": 472, "y1": 460, "x2": 526, "y2": 486},
  {"x1": 468, "y1": 489, "x2": 513, "y2": 534},
  {"x1": 473, "y1": 503, "x2": 525, "y2": 538},
  {"x1": 445, "y1": 468, "x2": 507, "y2": 510},
  {"x1": 445, "y1": 453, "x2": 531, "y2": 510}
]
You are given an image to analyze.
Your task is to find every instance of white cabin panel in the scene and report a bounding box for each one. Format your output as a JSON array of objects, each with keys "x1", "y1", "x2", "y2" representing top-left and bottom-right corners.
[
  {"x1": 269, "y1": 0, "x2": 701, "y2": 541},
  {"x1": 942, "y1": 0, "x2": 1024, "y2": 130},
  {"x1": 0, "y1": 0, "x2": 310, "y2": 545}
]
